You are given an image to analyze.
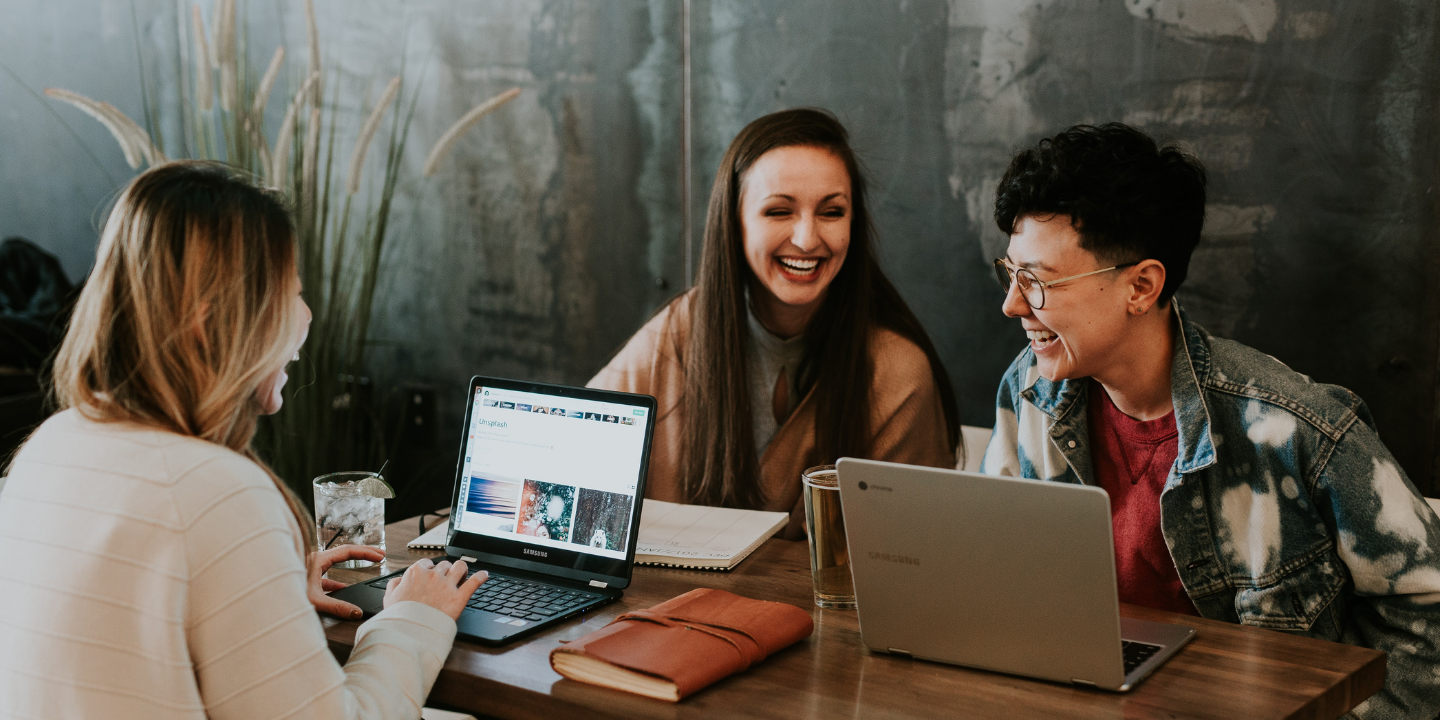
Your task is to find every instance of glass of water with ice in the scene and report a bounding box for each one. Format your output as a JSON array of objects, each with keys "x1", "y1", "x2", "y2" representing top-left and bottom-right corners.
[{"x1": 313, "y1": 471, "x2": 392, "y2": 568}]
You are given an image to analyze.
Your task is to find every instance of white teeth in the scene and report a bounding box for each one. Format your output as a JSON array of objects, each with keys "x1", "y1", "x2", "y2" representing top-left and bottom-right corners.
[
  {"x1": 777, "y1": 257, "x2": 821, "y2": 274},
  {"x1": 1027, "y1": 330, "x2": 1056, "y2": 343}
]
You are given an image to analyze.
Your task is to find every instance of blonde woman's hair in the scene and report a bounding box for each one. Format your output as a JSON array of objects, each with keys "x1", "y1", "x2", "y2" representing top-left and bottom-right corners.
[{"x1": 52, "y1": 161, "x2": 314, "y2": 550}]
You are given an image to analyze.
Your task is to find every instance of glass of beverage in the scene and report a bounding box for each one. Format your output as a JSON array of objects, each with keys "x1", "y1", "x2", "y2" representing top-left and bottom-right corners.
[
  {"x1": 802, "y1": 464, "x2": 855, "y2": 609},
  {"x1": 313, "y1": 471, "x2": 390, "y2": 568}
]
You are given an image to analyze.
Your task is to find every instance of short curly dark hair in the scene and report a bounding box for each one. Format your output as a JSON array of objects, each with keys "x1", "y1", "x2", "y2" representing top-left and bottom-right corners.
[{"x1": 994, "y1": 123, "x2": 1207, "y2": 305}]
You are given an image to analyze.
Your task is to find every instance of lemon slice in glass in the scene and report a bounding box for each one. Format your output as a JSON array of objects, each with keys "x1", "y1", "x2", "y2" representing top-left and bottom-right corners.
[{"x1": 357, "y1": 475, "x2": 395, "y2": 499}]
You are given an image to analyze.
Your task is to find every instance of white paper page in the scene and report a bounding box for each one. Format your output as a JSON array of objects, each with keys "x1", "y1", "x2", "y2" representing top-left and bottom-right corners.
[
  {"x1": 636, "y1": 499, "x2": 787, "y2": 560},
  {"x1": 407, "y1": 522, "x2": 449, "y2": 549}
]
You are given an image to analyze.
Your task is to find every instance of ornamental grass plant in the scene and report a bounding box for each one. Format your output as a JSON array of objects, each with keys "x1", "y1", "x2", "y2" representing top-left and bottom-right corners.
[{"x1": 41, "y1": 0, "x2": 518, "y2": 504}]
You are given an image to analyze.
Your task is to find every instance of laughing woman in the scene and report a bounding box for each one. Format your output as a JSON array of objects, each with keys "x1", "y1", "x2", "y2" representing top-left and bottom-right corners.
[
  {"x1": 590, "y1": 108, "x2": 959, "y2": 538},
  {"x1": 0, "y1": 162, "x2": 486, "y2": 719}
]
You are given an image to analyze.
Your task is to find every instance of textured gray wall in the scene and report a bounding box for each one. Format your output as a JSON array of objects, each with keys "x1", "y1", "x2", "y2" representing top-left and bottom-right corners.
[
  {"x1": 1, "y1": 0, "x2": 169, "y2": 279},
  {"x1": 4, "y1": 0, "x2": 1439, "y2": 494}
]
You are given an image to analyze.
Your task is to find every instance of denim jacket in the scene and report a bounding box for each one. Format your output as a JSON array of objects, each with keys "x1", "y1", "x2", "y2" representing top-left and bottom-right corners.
[{"x1": 980, "y1": 303, "x2": 1440, "y2": 719}]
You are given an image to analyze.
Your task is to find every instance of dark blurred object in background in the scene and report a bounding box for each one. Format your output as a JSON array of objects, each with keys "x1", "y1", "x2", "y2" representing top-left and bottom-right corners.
[
  {"x1": 384, "y1": 383, "x2": 458, "y2": 522},
  {"x1": 1, "y1": 237, "x2": 79, "y2": 465}
]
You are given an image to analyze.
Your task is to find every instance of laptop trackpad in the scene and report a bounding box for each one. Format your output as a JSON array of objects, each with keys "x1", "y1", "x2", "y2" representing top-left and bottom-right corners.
[
  {"x1": 334, "y1": 580, "x2": 526, "y2": 641},
  {"x1": 326, "y1": 579, "x2": 387, "y2": 617},
  {"x1": 1120, "y1": 616, "x2": 1196, "y2": 647},
  {"x1": 457, "y1": 609, "x2": 531, "y2": 641}
]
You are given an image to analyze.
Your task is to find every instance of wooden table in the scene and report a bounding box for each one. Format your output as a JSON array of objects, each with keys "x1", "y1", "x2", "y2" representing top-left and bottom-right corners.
[{"x1": 323, "y1": 517, "x2": 1385, "y2": 720}]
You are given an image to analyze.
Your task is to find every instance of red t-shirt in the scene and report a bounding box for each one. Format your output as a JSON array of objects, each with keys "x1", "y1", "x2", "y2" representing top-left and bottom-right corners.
[{"x1": 1087, "y1": 380, "x2": 1198, "y2": 616}]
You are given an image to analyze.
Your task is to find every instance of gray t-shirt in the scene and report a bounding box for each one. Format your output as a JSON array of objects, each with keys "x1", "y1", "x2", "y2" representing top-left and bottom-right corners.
[{"x1": 746, "y1": 302, "x2": 807, "y2": 456}]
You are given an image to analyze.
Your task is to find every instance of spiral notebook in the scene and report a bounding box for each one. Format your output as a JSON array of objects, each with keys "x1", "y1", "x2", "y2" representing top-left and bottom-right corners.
[
  {"x1": 633, "y1": 499, "x2": 788, "y2": 571},
  {"x1": 408, "y1": 522, "x2": 450, "y2": 550},
  {"x1": 409, "y1": 500, "x2": 788, "y2": 569}
]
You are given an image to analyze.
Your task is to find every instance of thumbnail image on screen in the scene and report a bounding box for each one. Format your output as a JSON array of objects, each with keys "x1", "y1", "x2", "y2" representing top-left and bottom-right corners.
[
  {"x1": 465, "y1": 473, "x2": 522, "y2": 533},
  {"x1": 571, "y1": 489, "x2": 634, "y2": 552},
  {"x1": 517, "y1": 480, "x2": 575, "y2": 542}
]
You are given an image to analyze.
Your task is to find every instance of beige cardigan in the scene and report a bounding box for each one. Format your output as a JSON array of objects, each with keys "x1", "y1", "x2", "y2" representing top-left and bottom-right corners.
[
  {"x1": 589, "y1": 292, "x2": 955, "y2": 539},
  {"x1": 0, "y1": 410, "x2": 456, "y2": 720}
]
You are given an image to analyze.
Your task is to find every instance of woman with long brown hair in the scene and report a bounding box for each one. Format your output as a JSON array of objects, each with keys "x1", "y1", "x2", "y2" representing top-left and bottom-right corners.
[
  {"x1": 591, "y1": 108, "x2": 959, "y2": 538},
  {"x1": 0, "y1": 162, "x2": 485, "y2": 719}
]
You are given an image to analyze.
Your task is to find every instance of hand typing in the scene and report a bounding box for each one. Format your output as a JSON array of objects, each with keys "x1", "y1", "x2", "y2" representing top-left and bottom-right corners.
[{"x1": 384, "y1": 557, "x2": 488, "y2": 620}]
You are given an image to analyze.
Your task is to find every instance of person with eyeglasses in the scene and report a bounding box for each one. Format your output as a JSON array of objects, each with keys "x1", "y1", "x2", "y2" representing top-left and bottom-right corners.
[{"x1": 979, "y1": 123, "x2": 1440, "y2": 720}]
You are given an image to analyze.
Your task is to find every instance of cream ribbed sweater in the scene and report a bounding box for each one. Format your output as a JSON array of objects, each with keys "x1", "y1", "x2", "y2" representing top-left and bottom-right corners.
[{"x1": 0, "y1": 409, "x2": 456, "y2": 720}]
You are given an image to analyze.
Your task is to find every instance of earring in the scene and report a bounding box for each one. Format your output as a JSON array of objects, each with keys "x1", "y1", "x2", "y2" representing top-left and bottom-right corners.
[{"x1": 292, "y1": 352, "x2": 300, "y2": 362}]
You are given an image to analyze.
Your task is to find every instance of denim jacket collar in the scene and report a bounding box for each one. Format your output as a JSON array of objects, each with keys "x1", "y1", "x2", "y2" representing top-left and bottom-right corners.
[
  {"x1": 1169, "y1": 302, "x2": 1217, "y2": 475},
  {"x1": 1019, "y1": 302, "x2": 1217, "y2": 480}
]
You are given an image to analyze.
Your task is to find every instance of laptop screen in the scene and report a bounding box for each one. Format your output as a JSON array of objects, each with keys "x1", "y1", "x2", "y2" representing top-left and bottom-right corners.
[{"x1": 451, "y1": 384, "x2": 649, "y2": 568}]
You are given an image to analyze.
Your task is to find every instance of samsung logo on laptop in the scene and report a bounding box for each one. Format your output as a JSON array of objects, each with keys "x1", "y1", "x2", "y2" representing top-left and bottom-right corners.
[
  {"x1": 869, "y1": 551, "x2": 920, "y2": 566},
  {"x1": 523, "y1": 548, "x2": 548, "y2": 558}
]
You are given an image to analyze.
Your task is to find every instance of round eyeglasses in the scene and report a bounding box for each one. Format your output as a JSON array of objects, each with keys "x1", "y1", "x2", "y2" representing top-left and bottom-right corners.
[{"x1": 992, "y1": 258, "x2": 1138, "y2": 310}]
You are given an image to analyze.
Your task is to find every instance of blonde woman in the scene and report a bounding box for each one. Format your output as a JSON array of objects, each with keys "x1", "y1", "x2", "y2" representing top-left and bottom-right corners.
[{"x1": 0, "y1": 162, "x2": 486, "y2": 719}]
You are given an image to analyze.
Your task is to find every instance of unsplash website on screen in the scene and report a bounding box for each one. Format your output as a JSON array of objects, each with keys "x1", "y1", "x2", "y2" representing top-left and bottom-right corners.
[{"x1": 452, "y1": 386, "x2": 648, "y2": 560}]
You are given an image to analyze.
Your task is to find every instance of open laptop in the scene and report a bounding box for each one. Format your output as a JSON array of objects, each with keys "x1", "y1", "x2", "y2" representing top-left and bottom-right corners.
[
  {"x1": 835, "y1": 458, "x2": 1195, "y2": 691},
  {"x1": 330, "y1": 375, "x2": 656, "y2": 645}
]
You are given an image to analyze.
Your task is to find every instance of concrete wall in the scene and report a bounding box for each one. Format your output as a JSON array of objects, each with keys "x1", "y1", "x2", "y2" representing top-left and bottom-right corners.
[{"x1": 4, "y1": 0, "x2": 1439, "y2": 495}]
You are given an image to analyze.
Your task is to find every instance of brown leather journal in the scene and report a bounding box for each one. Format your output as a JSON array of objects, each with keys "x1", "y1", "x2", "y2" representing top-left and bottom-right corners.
[{"x1": 549, "y1": 588, "x2": 814, "y2": 701}]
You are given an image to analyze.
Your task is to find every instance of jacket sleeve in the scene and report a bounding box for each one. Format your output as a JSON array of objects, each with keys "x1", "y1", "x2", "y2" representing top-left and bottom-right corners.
[
  {"x1": 587, "y1": 339, "x2": 652, "y2": 395},
  {"x1": 866, "y1": 336, "x2": 956, "y2": 471},
  {"x1": 1314, "y1": 429, "x2": 1440, "y2": 720},
  {"x1": 179, "y1": 455, "x2": 456, "y2": 720},
  {"x1": 588, "y1": 297, "x2": 688, "y2": 396},
  {"x1": 979, "y1": 348, "x2": 1031, "y2": 478}
]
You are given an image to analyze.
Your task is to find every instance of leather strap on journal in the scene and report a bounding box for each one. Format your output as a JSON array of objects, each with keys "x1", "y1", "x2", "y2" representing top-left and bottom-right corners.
[
  {"x1": 613, "y1": 607, "x2": 767, "y2": 667},
  {"x1": 549, "y1": 588, "x2": 814, "y2": 699}
]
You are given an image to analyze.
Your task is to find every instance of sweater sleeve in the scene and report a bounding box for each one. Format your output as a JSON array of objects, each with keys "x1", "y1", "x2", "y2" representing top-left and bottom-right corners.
[
  {"x1": 866, "y1": 330, "x2": 955, "y2": 471},
  {"x1": 588, "y1": 301, "x2": 681, "y2": 396},
  {"x1": 175, "y1": 454, "x2": 457, "y2": 720}
]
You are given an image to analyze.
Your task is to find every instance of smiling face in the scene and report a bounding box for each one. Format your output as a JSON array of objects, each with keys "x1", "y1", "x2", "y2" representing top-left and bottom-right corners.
[
  {"x1": 255, "y1": 272, "x2": 312, "y2": 415},
  {"x1": 1002, "y1": 214, "x2": 1136, "y2": 382},
  {"x1": 739, "y1": 145, "x2": 852, "y2": 333}
]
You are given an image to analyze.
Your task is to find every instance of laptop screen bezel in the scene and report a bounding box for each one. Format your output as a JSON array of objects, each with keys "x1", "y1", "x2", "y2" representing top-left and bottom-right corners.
[{"x1": 443, "y1": 375, "x2": 656, "y2": 589}]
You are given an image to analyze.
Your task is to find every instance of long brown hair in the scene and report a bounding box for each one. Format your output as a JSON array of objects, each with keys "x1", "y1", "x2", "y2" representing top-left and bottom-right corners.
[
  {"x1": 681, "y1": 108, "x2": 959, "y2": 509},
  {"x1": 50, "y1": 161, "x2": 314, "y2": 550}
]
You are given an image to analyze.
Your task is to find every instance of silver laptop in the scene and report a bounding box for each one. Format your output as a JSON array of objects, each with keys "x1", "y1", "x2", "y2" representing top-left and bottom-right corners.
[{"x1": 836, "y1": 458, "x2": 1195, "y2": 691}]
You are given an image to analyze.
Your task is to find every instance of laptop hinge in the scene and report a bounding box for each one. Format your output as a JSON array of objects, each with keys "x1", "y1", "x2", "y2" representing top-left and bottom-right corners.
[
  {"x1": 887, "y1": 648, "x2": 912, "y2": 658},
  {"x1": 1070, "y1": 678, "x2": 1097, "y2": 687},
  {"x1": 589, "y1": 579, "x2": 608, "y2": 588}
]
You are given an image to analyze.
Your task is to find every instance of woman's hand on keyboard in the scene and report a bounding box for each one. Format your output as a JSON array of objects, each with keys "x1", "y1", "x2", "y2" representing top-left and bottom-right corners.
[
  {"x1": 308, "y1": 545, "x2": 386, "y2": 619},
  {"x1": 384, "y1": 558, "x2": 489, "y2": 620}
]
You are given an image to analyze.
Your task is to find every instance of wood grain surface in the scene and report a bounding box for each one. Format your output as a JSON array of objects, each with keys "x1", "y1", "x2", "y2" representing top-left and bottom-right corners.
[{"x1": 321, "y1": 516, "x2": 1385, "y2": 720}]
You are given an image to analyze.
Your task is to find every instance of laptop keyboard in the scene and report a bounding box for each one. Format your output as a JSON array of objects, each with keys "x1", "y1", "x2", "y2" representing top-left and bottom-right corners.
[
  {"x1": 366, "y1": 569, "x2": 602, "y2": 623},
  {"x1": 1121, "y1": 640, "x2": 1163, "y2": 674},
  {"x1": 463, "y1": 575, "x2": 601, "y2": 621}
]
